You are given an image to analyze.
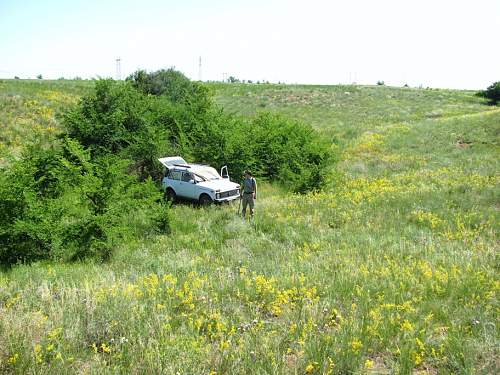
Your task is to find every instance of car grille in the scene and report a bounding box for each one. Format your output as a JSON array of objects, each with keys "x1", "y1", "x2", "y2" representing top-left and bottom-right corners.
[{"x1": 218, "y1": 189, "x2": 239, "y2": 199}]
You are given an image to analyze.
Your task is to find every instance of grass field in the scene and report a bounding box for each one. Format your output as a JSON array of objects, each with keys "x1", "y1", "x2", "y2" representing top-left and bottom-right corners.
[{"x1": 0, "y1": 80, "x2": 498, "y2": 374}]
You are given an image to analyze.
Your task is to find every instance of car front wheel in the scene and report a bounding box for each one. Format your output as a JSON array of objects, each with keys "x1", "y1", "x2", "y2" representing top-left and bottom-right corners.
[{"x1": 199, "y1": 193, "x2": 213, "y2": 206}]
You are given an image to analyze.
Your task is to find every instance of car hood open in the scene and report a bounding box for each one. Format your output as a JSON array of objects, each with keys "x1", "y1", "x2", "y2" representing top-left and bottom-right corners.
[{"x1": 158, "y1": 156, "x2": 187, "y2": 169}]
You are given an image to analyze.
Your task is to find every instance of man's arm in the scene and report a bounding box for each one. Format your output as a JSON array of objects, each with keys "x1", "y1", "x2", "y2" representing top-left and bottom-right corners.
[{"x1": 253, "y1": 178, "x2": 257, "y2": 199}]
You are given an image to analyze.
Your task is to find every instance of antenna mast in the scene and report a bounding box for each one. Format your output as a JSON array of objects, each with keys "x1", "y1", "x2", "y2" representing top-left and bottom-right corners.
[
  {"x1": 198, "y1": 56, "x2": 202, "y2": 81},
  {"x1": 115, "y1": 58, "x2": 121, "y2": 80}
]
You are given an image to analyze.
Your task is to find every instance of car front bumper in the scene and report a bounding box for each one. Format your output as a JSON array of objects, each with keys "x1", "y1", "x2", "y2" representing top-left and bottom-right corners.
[{"x1": 214, "y1": 189, "x2": 240, "y2": 202}]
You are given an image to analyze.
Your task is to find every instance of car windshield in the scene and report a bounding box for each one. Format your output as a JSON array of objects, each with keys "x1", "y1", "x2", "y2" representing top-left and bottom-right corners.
[{"x1": 194, "y1": 167, "x2": 221, "y2": 180}]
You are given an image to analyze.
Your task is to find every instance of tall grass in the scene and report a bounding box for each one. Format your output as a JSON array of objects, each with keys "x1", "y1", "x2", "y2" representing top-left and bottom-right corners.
[{"x1": 0, "y1": 80, "x2": 498, "y2": 373}]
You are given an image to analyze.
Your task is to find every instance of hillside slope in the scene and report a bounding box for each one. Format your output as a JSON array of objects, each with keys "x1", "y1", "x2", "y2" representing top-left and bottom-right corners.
[{"x1": 0, "y1": 80, "x2": 498, "y2": 373}]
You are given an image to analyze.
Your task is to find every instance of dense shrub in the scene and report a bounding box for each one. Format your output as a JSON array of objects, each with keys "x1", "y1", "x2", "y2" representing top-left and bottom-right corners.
[
  {"x1": 250, "y1": 113, "x2": 332, "y2": 192},
  {"x1": 478, "y1": 81, "x2": 500, "y2": 105},
  {"x1": 66, "y1": 72, "x2": 335, "y2": 193},
  {"x1": 0, "y1": 138, "x2": 168, "y2": 266}
]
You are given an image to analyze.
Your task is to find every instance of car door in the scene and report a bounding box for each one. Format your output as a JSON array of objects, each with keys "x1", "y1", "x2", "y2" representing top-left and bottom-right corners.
[
  {"x1": 168, "y1": 169, "x2": 183, "y2": 196},
  {"x1": 179, "y1": 171, "x2": 197, "y2": 199},
  {"x1": 220, "y1": 165, "x2": 229, "y2": 180}
]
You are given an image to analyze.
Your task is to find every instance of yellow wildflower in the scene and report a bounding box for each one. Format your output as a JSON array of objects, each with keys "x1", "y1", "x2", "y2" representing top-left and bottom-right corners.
[
  {"x1": 400, "y1": 319, "x2": 414, "y2": 333},
  {"x1": 350, "y1": 338, "x2": 363, "y2": 352},
  {"x1": 364, "y1": 359, "x2": 374, "y2": 369},
  {"x1": 8, "y1": 353, "x2": 19, "y2": 365},
  {"x1": 220, "y1": 340, "x2": 230, "y2": 350},
  {"x1": 305, "y1": 362, "x2": 316, "y2": 373},
  {"x1": 101, "y1": 343, "x2": 111, "y2": 354},
  {"x1": 413, "y1": 351, "x2": 423, "y2": 365}
]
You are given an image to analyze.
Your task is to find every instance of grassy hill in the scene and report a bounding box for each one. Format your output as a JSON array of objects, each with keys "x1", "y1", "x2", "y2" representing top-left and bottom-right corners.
[{"x1": 0, "y1": 80, "x2": 498, "y2": 373}]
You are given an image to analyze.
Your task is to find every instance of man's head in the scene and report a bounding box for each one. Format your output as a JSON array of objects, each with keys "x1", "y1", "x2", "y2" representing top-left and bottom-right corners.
[{"x1": 244, "y1": 170, "x2": 252, "y2": 178}]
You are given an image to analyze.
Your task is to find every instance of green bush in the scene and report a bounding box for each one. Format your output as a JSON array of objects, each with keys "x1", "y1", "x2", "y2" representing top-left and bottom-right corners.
[
  {"x1": 180, "y1": 111, "x2": 333, "y2": 193},
  {"x1": 248, "y1": 113, "x2": 333, "y2": 192},
  {"x1": 0, "y1": 138, "x2": 169, "y2": 266},
  {"x1": 66, "y1": 73, "x2": 335, "y2": 193},
  {"x1": 64, "y1": 79, "x2": 179, "y2": 180},
  {"x1": 478, "y1": 81, "x2": 500, "y2": 105},
  {"x1": 126, "y1": 69, "x2": 334, "y2": 192},
  {"x1": 127, "y1": 68, "x2": 213, "y2": 113}
]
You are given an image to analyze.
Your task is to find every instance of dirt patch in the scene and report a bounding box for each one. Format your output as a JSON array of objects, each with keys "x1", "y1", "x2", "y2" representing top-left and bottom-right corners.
[{"x1": 456, "y1": 139, "x2": 473, "y2": 148}]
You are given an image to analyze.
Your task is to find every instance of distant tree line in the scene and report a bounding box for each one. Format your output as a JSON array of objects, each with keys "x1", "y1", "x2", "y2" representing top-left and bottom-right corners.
[{"x1": 477, "y1": 81, "x2": 500, "y2": 105}]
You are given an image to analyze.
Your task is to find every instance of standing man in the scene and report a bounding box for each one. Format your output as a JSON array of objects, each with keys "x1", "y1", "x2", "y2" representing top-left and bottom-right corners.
[{"x1": 241, "y1": 170, "x2": 257, "y2": 218}]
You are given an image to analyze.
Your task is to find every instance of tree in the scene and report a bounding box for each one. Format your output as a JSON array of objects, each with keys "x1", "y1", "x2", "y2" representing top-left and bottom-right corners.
[
  {"x1": 37, "y1": 74, "x2": 43, "y2": 79},
  {"x1": 128, "y1": 69, "x2": 210, "y2": 104},
  {"x1": 64, "y1": 79, "x2": 177, "y2": 180},
  {"x1": 478, "y1": 81, "x2": 500, "y2": 105}
]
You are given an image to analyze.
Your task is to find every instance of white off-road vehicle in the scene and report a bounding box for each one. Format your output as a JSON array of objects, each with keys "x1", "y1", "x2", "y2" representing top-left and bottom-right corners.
[{"x1": 158, "y1": 156, "x2": 240, "y2": 204}]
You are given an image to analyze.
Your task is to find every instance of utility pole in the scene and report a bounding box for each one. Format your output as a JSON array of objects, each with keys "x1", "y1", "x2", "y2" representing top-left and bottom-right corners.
[
  {"x1": 198, "y1": 56, "x2": 202, "y2": 81},
  {"x1": 115, "y1": 58, "x2": 121, "y2": 80}
]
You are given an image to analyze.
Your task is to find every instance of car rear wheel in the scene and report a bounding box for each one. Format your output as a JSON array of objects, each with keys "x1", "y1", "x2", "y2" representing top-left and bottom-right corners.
[
  {"x1": 165, "y1": 188, "x2": 176, "y2": 202},
  {"x1": 199, "y1": 193, "x2": 213, "y2": 206}
]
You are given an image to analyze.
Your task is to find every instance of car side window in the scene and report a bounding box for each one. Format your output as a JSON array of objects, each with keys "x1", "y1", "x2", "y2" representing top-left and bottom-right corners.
[
  {"x1": 181, "y1": 172, "x2": 193, "y2": 182},
  {"x1": 169, "y1": 170, "x2": 182, "y2": 180}
]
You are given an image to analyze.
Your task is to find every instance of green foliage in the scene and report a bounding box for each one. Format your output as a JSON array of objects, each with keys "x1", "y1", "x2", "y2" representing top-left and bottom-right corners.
[
  {"x1": 127, "y1": 68, "x2": 213, "y2": 112},
  {"x1": 244, "y1": 113, "x2": 332, "y2": 192},
  {"x1": 478, "y1": 81, "x2": 500, "y2": 105},
  {"x1": 1, "y1": 74, "x2": 334, "y2": 267},
  {"x1": 0, "y1": 138, "x2": 168, "y2": 266},
  {"x1": 65, "y1": 79, "x2": 149, "y2": 154},
  {"x1": 64, "y1": 80, "x2": 177, "y2": 180},
  {"x1": 66, "y1": 73, "x2": 334, "y2": 193},
  {"x1": 167, "y1": 109, "x2": 333, "y2": 193}
]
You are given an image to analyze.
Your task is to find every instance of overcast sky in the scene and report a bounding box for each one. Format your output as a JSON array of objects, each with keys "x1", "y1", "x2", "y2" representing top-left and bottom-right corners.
[{"x1": 1, "y1": 0, "x2": 498, "y2": 89}]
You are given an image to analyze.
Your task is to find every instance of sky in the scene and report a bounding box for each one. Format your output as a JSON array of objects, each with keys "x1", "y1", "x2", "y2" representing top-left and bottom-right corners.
[{"x1": 0, "y1": 0, "x2": 498, "y2": 89}]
